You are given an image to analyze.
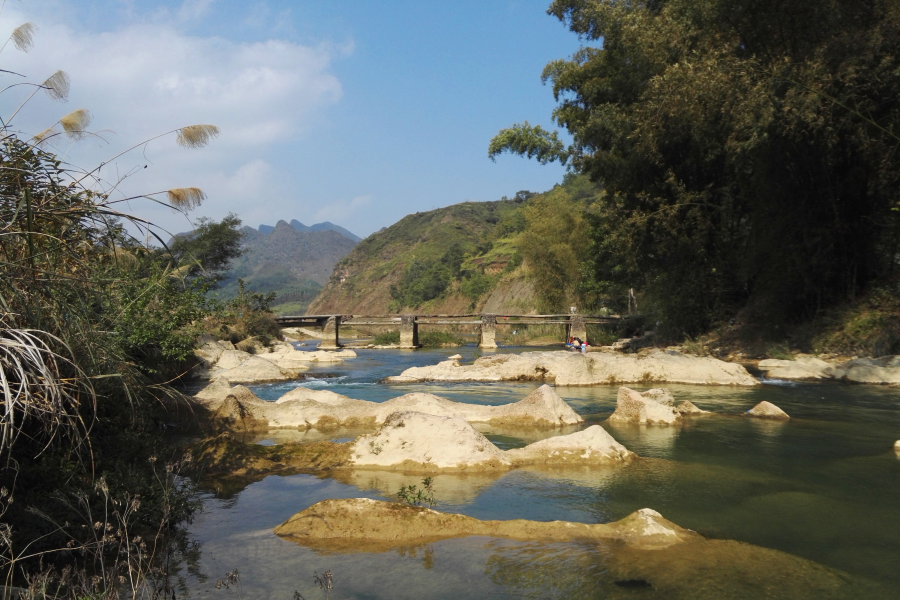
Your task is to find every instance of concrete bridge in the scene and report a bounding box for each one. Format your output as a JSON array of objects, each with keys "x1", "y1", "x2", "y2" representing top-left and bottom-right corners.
[{"x1": 274, "y1": 313, "x2": 623, "y2": 349}]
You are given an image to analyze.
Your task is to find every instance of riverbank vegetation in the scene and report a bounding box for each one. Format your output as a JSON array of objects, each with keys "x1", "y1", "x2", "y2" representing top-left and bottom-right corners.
[
  {"x1": 0, "y1": 27, "x2": 278, "y2": 595},
  {"x1": 488, "y1": 0, "x2": 900, "y2": 355}
]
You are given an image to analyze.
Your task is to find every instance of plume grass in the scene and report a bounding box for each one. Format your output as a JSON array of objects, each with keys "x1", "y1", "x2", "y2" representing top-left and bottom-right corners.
[
  {"x1": 10, "y1": 23, "x2": 36, "y2": 53},
  {"x1": 176, "y1": 124, "x2": 220, "y2": 149},
  {"x1": 167, "y1": 187, "x2": 206, "y2": 210},
  {"x1": 59, "y1": 109, "x2": 92, "y2": 139},
  {"x1": 41, "y1": 70, "x2": 69, "y2": 101}
]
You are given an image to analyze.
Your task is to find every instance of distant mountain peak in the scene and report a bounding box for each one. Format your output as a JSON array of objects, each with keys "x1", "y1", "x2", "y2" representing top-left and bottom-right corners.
[{"x1": 257, "y1": 219, "x2": 362, "y2": 243}]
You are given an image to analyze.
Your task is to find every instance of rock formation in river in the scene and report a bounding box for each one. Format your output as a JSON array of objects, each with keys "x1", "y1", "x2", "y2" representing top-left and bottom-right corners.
[
  {"x1": 384, "y1": 349, "x2": 759, "y2": 386},
  {"x1": 608, "y1": 387, "x2": 681, "y2": 425},
  {"x1": 275, "y1": 498, "x2": 692, "y2": 549},
  {"x1": 193, "y1": 340, "x2": 356, "y2": 383},
  {"x1": 350, "y1": 412, "x2": 633, "y2": 470},
  {"x1": 757, "y1": 355, "x2": 900, "y2": 384},
  {"x1": 746, "y1": 401, "x2": 790, "y2": 420},
  {"x1": 194, "y1": 381, "x2": 584, "y2": 431},
  {"x1": 273, "y1": 499, "x2": 880, "y2": 598}
]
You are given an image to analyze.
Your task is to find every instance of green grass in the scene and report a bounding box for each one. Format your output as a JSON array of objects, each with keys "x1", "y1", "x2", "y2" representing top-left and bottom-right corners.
[
  {"x1": 373, "y1": 331, "x2": 400, "y2": 345},
  {"x1": 419, "y1": 331, "x2": 464, "y2": 347}
]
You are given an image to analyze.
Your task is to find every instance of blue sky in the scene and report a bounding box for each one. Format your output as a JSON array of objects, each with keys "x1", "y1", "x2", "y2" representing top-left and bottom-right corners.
[{"x1": 1, "y1": 1, "x2": 580, "y2": 237}]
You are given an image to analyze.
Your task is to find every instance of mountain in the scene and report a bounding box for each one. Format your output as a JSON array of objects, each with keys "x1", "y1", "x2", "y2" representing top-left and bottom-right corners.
[
  {"x1": 216, "y1": 220, "x2": 359, "y2": 314},
  {"x1": 308, "y1": 198, "x2": 539, "y2": 315},
  {"x1": 256, "y1": 220, "x2": 363, "y2": 242}
]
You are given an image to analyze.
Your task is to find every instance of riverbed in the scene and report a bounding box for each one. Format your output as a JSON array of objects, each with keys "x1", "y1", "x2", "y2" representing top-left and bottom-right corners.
[{"x1": 183, "y1": 345, "x2": 900, "y2": 599}]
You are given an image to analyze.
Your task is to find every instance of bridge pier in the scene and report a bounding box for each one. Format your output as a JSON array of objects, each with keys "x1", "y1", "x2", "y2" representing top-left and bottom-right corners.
[
  {"x1": 567, "y1": 315, "x2": 587, "y2": 345},
  {"x1": 399, "y1": 315, "x2": 419, "y2": 348},
  {"x1": 319, "y1": 316, "x2": 341, "y2": 349},
  {"x1": 479, "y1": 314, "x2": 498, "y2": 349}
]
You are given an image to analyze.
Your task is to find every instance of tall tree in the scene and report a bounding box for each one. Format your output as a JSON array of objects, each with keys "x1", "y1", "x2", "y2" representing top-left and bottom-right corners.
[{"x1": 492, "y1": 0, "x2": 900, "y2": 336}]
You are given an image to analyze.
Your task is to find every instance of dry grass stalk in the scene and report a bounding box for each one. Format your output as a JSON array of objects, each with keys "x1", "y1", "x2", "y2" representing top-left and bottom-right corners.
[
  {"x1": 41, "y1": 71, "x2": 70, "y2": 102},
  {"x1": 10, "y1": 23, "x2": 36, "y2": 53},
  {"x1": 166, "y1": 187, "x2": 206, "y2": 210},
  {"x1": 176, "y1": 125, "x2": 220, "y2": 149},
  {"x1": 59, "y1": 109, "x2": 92, "y2": 140},
  {"x1": 0, "y1": 324, "x2": 92, "y2": 458}
]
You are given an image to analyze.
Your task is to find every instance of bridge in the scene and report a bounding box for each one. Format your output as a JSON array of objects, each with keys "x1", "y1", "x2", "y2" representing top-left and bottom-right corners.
[{"x1": 274, "y1": 313, "x2": 624, "y2": 349}]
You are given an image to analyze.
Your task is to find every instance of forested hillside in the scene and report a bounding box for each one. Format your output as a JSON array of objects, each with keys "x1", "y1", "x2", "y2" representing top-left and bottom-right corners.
[
  {"x1": 215, "y1": 220, "x2": 358, "y2": 314},
  {"x1": 308, "y1": 176, "x2": 611, "y2": 315}
]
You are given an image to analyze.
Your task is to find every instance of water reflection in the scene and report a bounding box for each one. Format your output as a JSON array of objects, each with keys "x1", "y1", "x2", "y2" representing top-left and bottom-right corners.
[{"x1": 605, "y1": 420, "x2": 680, "y2": 454}]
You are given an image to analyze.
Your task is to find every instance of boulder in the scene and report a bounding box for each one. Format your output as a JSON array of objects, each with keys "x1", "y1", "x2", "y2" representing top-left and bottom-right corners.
[
  {"x1": 194, "y1": 377, "x2": 264, "y2": 409},
  {"x1": 349, "y1": 412, "x2": 632, "y2": 471},
  {"x1": 506, "y1": 425, "x2": 634, "y2": 465},
  {"x1": 608, "y1": 387, "x2": 681, "y2": 425},
  {"x1": 350, "y1": 412, "x2": 511, "y2": 470},
  {"x1": 756, "y1": 355, "x2": 900, "y2": 384},
  {"x1": 894, "y1": 440, "x2": 900, "y2": 451},
  {"x1": 676, "y1": 400, "x2": 711, "y2": 415},
  {"x1": 275, "y1": 499, "x2": 696, "y2": 550},
  {"x1": 835, "y1": 356, "x2": 900, "y2": 384},
  {"x1": 244, "y1": 384, "x2": 584, "y2": 430},
  {"x1": 384, "y1": 349, "x2": 759, "y2": 386},
  {"x1": 211, "y1": 354, "x2": 304, "y2": 384},
  {"x1": 757, "y1": 357, "x2": 835, "y2": 380},
  {"x1": 746, "y1": 401, "x2": 790, "y2": 420}
]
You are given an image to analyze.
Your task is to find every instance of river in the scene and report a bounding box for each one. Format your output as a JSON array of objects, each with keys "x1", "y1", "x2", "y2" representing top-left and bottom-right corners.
[{"x1": 182, "y1": 345, "x2": 900, "y2": 599}]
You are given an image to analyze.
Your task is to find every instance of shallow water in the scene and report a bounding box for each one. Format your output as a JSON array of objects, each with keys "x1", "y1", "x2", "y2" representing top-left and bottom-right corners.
[{"x1": 184, "y1": 345, "x2": 900, "y2": 598}]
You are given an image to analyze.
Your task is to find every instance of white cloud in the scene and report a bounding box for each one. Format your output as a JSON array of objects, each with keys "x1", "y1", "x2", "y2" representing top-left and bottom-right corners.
[{"x1": 0, "y1": 6, "x2": 347, "y2": 234}]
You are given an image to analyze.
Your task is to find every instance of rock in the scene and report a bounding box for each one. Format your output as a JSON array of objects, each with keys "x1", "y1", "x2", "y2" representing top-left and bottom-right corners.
[
  {"x1": 894, "y1": 440, "x2": 900, "y2": 451},
  {"x1": 194, "y1": 377, "x2": 264, "y2": 409},
  {"x1": 746, "y1": 401, "x2": 790, "y2": 420},
  {"x1": 608, "y1": 387, "x2": 681, "y2": 425},
  {"x1": 384, "y1": 350, "x2": 759, "y2": 386},
  {"x1": 676, "y1": 400, "x2": 711, "y2": 415},
  {"x1": 351, "y1": 412, "x2": 512, "y2": 470},
  {"x1": 641, "y1": 388, "x2": 675, "y2": 406},
  {"x1": 757, "y1": 357, "x2": 835, "y2": 380},
  {"x1": 756, "y1": 355, "x2": 900, "y2": 384},
  {"x1": 506, "y1": 425, "x2": 634, "y2": 465},
  {"x1": 242, "y1": 384, "x2": 584, "y2": 430},
  {"x1": 448, "y1": 354, "x2": 463, "y2": 360},
  {"x1": 274, "y1": 498, "x2": 697, "y2": 550},
  {"x1": 349, "y1": 412, "x2": 632, "y2": 471},
  {"x1": 211, "y1": 353, "x2": 304, "y2": 384},
  {"x1": 835, "y1": 356, "x2": 900, "y2": 384}
]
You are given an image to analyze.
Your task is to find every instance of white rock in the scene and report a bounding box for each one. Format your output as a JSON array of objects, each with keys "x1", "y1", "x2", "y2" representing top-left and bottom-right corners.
[
  {"x1": 746, "y1": 401, "x2": 790, "y2": 420},
  {"x1": 676, "y1": 400, "x2": 711, "y2": 415},
  {"x1": 506, "y1": 425, "x2": 634, "y2": 464},
  {"x1": 835, "y1": 356, "x2": 900, "y2": 384},
  {"x1": 351, "y1": 412, "x2": 511, "y2": 469},
  {"x1": 384, "y1": 349, "x2": 759, "y2": 386},
  {"x1": 757, "y1": 357, "x2": 835, "y2": 380},
  {"x1": 243, "y1": 384, "x2": 584, "y2": 430},
  {"x1": 608, "y1": 387, "x2": 681, "y2": 425}
]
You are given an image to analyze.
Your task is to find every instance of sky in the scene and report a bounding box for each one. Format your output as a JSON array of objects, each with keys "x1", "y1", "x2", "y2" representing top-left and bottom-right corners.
[{"x1": 0, "y1": 0, "x2": 581, "y2": 239}]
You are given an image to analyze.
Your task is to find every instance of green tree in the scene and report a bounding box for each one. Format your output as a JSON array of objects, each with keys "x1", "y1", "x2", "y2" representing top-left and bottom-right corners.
[
  {"x1": 492, "y1": 0, "x2": 900, "y2": 337},
  {"x1": 169, "y1": 213, "x2": 245, "y2": 282}
]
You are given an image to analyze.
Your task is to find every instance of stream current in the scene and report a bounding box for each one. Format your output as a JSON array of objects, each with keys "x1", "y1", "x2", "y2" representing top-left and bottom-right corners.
[{"x1": 184, "y1": 345, "x2": 900, "y2": 599}]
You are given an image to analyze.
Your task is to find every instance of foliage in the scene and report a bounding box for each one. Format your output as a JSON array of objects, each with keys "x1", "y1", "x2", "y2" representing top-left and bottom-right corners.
[
  {"x1": 396, "y1": 477, "x2": 436, "y2": 507},
  {"x1": 169, "y1": 213, "x2": 244, "y2": 282},
  {"x1": 492, "y1": 0, "x2": 900, "y2": 339},
  {"x1": 0, "y1": 21, "x2": 247, "y2": 594},
  {"x1": 418, "y1": 331, "x2": 464, "y2": 347},
  {"x1": 389, "y1": 244, "x2": 466, "y2": 309},
  {"x1": 311, "y1": 199, "x2": 530, "y2": 314},
  {"x1": 373, "y1": 331, "x2": 400, "y2": 345}
]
